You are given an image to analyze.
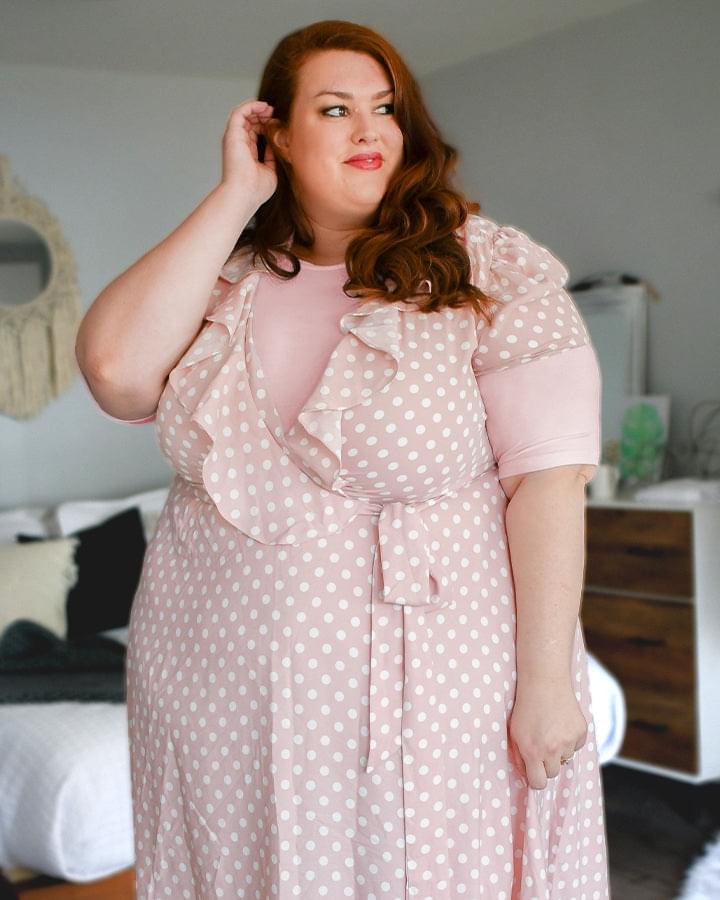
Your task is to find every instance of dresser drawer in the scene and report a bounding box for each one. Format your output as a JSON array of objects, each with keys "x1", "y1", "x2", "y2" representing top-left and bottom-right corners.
[
  {"x1": 581, "y1": 590, "x2": 697, "y2": 773},
  {"x1": 619, "y1": 686, "x2": 696, "y2": 773},
  {"x1": 585, "y1": 508, "x2": 693, "y2": 597}
]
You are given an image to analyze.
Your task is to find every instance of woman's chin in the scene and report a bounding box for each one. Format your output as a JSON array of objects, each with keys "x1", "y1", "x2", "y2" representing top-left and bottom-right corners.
[{"x1": 345, "y1": 189, "x2": 388, "y2": 215}]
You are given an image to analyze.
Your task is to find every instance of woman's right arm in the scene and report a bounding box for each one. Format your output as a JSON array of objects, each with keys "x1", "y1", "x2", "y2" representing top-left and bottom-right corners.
[
  {"x1": 76, "y1": 184, "x2": 259, "y2": 420},
  {"x1": 76, "y1": 100, "x2": 278, "y2": 421}
]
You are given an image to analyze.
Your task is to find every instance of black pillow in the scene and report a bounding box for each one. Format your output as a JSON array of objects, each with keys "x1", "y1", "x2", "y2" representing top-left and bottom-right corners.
[{"x1": 17, "y1": 506, "x2": 147, "y2": 640}]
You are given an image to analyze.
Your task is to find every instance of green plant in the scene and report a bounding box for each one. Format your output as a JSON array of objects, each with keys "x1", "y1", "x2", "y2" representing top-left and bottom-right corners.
[
  {"x1": 619, "y1": 403, "x2": 666, "y2": 482},
  {"x1": 601, "y1": 439, "x2": 620, "y2": 466}
]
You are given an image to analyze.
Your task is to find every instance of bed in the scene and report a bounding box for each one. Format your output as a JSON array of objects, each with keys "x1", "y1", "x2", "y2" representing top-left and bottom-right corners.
[{"x1": 0, "y1": 488, "x2": 627, "y2": 884}]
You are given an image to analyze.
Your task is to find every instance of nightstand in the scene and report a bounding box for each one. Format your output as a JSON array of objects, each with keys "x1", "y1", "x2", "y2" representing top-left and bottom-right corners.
[{"x1": 582, "y1": 497, "x2": 720, "y2": 783}]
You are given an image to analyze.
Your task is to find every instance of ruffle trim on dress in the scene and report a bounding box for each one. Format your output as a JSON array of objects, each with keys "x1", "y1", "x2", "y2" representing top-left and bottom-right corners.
[
  {"x1": 218, "y1": 249, "x2": 424, "y2": 500},
  {"x1": 165, "y1": 254, "x2": 421, "y2": 546},
  {"x1": 462, "y1": 214, "x2": 593, "y2": 375},
  {"x1": 286, "y1": 296, "x2": 418, "y2": 491},
  {"x1": 166, "y1": 273, "x2": 258, "y2": 419}
]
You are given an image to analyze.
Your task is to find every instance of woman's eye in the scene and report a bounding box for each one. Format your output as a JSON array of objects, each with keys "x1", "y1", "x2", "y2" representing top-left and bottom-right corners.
[{"x1": 321, "y1": 103, "x2": 395, "y2": 117}]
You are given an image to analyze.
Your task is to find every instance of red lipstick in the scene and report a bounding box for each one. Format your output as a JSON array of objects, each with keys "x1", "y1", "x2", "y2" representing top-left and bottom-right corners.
[{"x1": 345, "y1": 153, "x2": 382, "y2": 170}]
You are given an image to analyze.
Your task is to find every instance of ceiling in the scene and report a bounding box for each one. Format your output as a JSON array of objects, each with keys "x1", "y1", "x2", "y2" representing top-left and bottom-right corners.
[{"x1": 1, "y1": 0, "x2": 651, "y2": 82}]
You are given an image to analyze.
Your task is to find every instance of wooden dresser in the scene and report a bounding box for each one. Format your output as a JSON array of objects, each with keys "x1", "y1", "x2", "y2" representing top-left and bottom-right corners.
[{"x1": 581, "y1": 497, "x2": 720, "y2": 783}]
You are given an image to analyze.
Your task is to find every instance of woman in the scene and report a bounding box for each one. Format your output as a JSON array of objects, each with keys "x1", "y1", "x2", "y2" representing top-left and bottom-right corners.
[{"x1": 77, "y1": 19, "x2": 609, "y2": 900}]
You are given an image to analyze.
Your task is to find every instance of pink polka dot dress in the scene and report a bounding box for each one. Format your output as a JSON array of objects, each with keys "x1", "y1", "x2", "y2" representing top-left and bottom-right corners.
[{"x1": 124, "y1": 212, "x2": 610, "y2": 898}]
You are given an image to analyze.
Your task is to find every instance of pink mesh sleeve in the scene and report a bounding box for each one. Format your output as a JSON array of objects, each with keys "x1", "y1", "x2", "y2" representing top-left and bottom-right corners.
[{"x1": 476, "y1": 344, "x2": 601, "y2": 480}]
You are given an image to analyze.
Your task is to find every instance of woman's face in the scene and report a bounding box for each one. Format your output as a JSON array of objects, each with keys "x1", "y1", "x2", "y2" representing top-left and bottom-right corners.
[{"x1": 272, "y1": 49, "x2": 405, "y2": 230}]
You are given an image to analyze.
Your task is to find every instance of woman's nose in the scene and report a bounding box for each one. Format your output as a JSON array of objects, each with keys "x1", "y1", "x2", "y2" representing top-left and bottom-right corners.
[{"x1": 351, "y1": 112, "x2": 378, "y2": 143}]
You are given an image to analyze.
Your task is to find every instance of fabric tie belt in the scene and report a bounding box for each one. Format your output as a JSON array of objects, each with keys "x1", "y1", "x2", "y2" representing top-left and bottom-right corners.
[
  {"x1": 353, "y1": 496, "x2": 459, "y2": 774},
  {"x1": 181, "y1": 476, "x2": 475, "y2": 776}
]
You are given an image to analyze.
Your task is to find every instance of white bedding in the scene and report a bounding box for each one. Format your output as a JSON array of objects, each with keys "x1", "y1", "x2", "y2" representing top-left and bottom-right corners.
[
  {"x1": 0, "y1": 701, "x2": 134, "y2": 881},
  {"x1": 0, "y1": 631, "x2": 625, "y2": 882}
]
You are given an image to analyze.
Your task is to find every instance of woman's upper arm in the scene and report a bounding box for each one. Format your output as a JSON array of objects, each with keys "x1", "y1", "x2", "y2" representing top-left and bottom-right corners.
[
  {"x1": 78, "y1": 366, "x2": 157, "y2": 423},
  {"x1": 81, "y1": 272, "x2": 236, "y2": 423},
  {"x1": 500, "y1": 463, "x2": 598, "y2": 502}
]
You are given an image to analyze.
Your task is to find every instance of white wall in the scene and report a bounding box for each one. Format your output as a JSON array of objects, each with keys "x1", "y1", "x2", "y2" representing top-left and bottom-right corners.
[
  {"x1": 1, "y1": 0, "x2": 718, "y2": 509},
  {"x1": 420, "y1": 0, "x2": 720, "y2": 477},
  {"x1": 0, "y1": 64, "x2": 256, "y2": 508}
]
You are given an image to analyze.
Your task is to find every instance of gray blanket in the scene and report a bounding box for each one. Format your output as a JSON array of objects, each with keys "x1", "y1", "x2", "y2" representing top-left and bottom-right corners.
[{"x1": 0, "y1": 619, "x2": 126, "y2": 704}]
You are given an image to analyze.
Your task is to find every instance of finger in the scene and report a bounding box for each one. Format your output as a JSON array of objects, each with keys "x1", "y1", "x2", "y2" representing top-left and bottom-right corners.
[
  {"x1": 241, "y1": 122, "x2": 270, "y2": 153},
  {"x1": 507, "y1": 740, "x2": 525, "y2": 777},
  {"x1": 231, "y1": 99, "x2": 273, "y2": 115},
  {"x1": 525, "y1": 759, "x2": 548, "y2": 791},
  {"x1": 241, "y1": 104, "x2": 274, "y2": 120},
  {"x1": 233, "y1": 117, "x2": 257, "y2": 143},
  {"x1": 262, "y1": 142, "x2": 277, "y2": 171},
  {"x1": 245, "y1": 111, "x2": 276, "y2": 126},
  {"x1": 543, "y1": 756, "x2": 561, "y2": 780},
  {"x1": 245, "y1": 114, "x2": 278, "y2": 137},
  {"x1": 242, "y1": 119, "x2": 263, "y2": 140},
  {"x1": 225, "y1": 102, "x2": 274, "y2": 130}
]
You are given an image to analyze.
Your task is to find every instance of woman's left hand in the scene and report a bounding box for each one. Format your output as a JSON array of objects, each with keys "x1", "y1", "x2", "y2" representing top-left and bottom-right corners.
[{"x1": 507, "y1": 680, "x2": 588, "y2": 790}]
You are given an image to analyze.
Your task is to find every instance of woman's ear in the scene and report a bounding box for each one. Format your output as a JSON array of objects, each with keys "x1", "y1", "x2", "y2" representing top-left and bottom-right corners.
[{"x1": 267, "y1": 123, "x2": 291, "y2": 164}]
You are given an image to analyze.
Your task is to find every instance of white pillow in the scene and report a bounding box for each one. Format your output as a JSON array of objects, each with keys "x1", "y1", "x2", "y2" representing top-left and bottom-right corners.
[
  {"x1": 0, "y1": 538, "x2": 79, "y2": 639},
  {"x1": 97, "y1": 626, "x2": 130, "y2": 646},
  {"x1": 53, "y1": 486, "x2": 169, "y2": 541},
  {"x1": 140, "y1": 509, "x2": 162, "y2": 541},
  {"x1": 0, "y1": 507, "x2": 52, "y2": 544}
]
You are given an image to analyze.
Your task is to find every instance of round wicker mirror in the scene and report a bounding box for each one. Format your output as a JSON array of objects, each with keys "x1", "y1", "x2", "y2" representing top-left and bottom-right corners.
[{"x1": 0, "y1": 154, "x2": 81, "y2": 419}]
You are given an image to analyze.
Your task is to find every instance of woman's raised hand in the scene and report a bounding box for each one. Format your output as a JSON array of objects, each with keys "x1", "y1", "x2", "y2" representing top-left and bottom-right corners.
[{"x1": 221, "y1": 99, "x2": 280, "y2": 207}]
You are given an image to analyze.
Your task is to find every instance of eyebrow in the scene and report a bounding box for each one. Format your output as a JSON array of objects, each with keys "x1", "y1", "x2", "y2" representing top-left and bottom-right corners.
[{"x1": 313, "y1": 88, "x2": 394, "y2": 100}]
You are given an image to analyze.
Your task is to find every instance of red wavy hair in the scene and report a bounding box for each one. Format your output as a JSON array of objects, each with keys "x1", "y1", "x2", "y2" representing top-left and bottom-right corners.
[{"x1": 229, "y1": 19, "x2": 494, "y2": 323}]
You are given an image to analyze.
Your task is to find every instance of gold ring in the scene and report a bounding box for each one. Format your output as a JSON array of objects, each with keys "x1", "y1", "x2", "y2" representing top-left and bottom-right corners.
[{"x1": 560, "y1": 755, "x2": 573, "y2": 765}]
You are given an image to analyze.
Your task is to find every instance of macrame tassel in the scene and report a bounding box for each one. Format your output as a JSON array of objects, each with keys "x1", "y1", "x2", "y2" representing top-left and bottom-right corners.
[
  {"x1": 51, "y1": 294, "x2": 79, "y2": 395},
  {"x1": 18, "y1": 313, "x2": 53, "y2": 418},
  {"x1": 0, "y1": 322, "x2": 25, "y2": 415},
  {"x1": 0, "y1": 292, "x2": 79, "y2": 420}
]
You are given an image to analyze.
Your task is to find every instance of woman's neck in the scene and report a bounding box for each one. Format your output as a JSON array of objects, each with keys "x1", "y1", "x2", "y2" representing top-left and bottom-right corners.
[
  {"x1": 291, "y1": 244, "x2": 345, "y2": 267},
  {"x1": 290, "y1": 216, "x2": 367, "y2": 266}
]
